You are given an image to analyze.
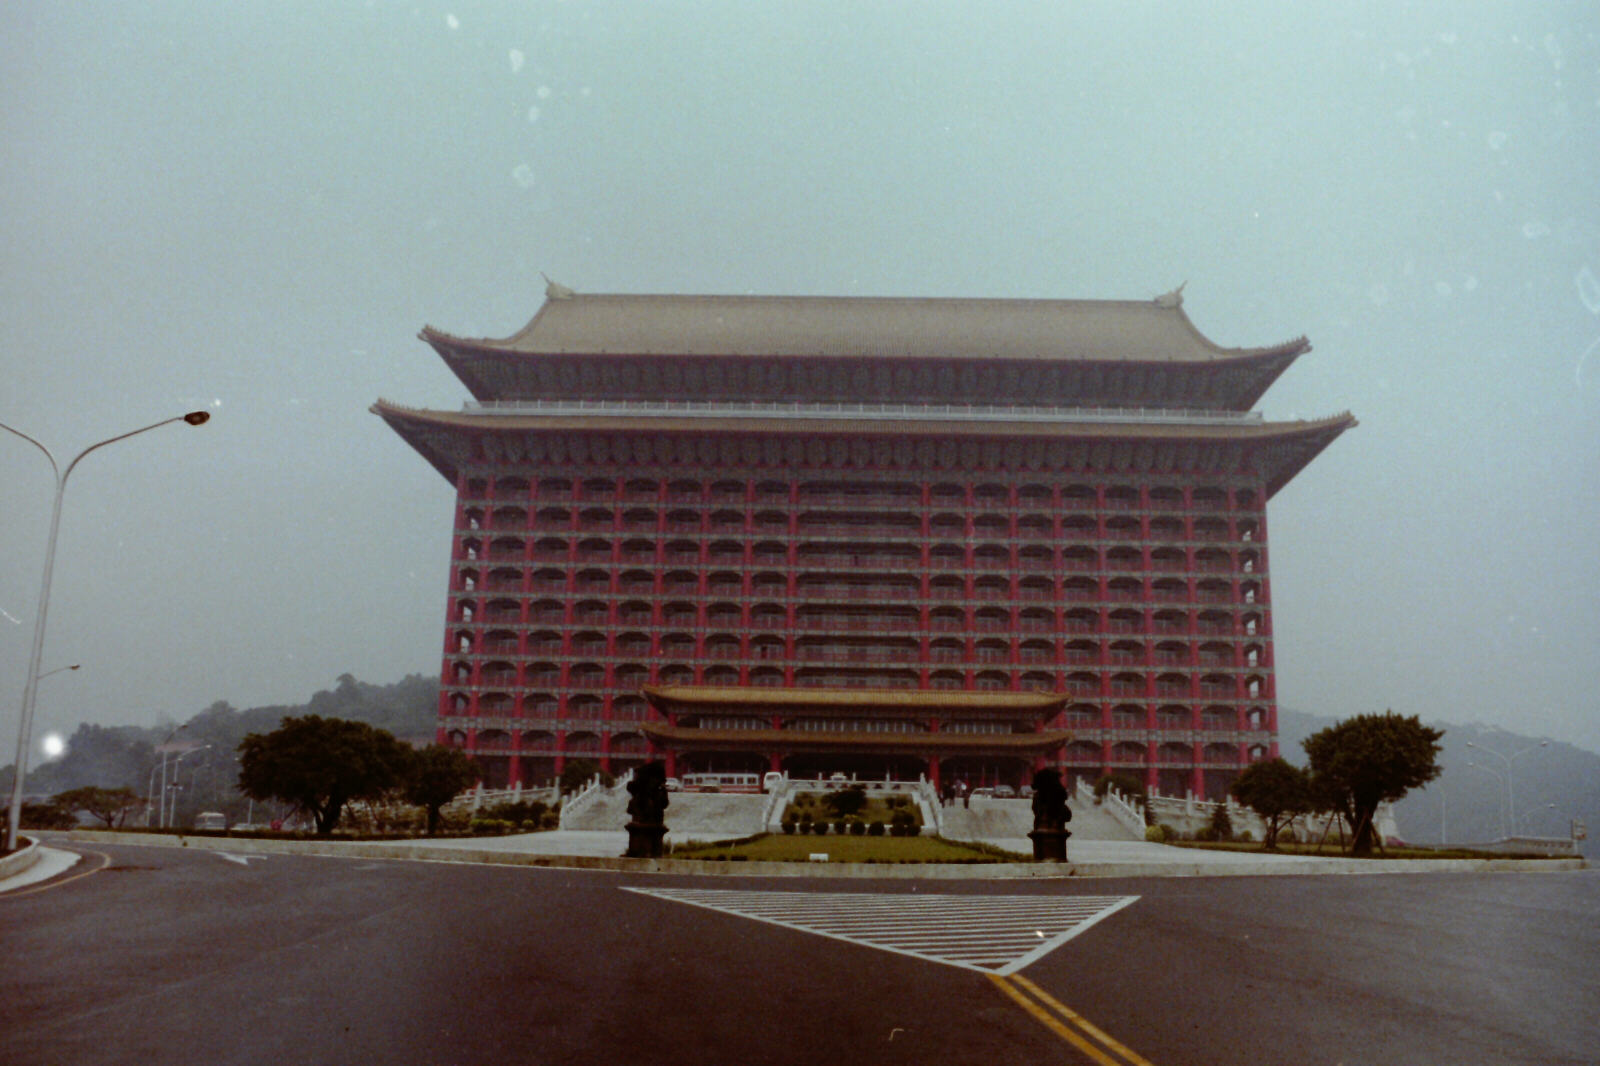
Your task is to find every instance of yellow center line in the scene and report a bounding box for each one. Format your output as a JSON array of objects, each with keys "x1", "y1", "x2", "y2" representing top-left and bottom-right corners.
[
  {"x1": 1009, "y1": 972, "x2": 1156, "y2": 1066},
  {"x1": 988, "y1": 972, "x2": 1127, "y2": 1066},
  {"x1": 1, "y1": 846, "x2": 112, "y2": 899}
]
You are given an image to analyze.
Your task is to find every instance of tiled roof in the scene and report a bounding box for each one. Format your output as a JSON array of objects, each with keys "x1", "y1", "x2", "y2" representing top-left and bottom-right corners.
[{"x1": 422, "y1": 288, "x2": 1307, "y2": 364}]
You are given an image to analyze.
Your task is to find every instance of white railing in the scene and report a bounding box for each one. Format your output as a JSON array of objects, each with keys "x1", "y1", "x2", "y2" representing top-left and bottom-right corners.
[
  {"x1": 556, "y1": 769, "x2": 632, "y2": 829},
  {"x1": 444, "y1": 781, "x2": 557, "y2": 815},
  {"x1": 461, "y1": 398, "x2": 1262, "y2": 427},
  {"x1": 1078, "y1": 777, "x2": 1146, "y2": 836}
]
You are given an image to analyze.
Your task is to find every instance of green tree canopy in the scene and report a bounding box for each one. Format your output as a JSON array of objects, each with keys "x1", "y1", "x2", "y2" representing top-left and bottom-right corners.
[
  {"x1": 1303, "y1": 711, "x2": 1444, "y2": 856},
  {"x1": 402, "y1": 745, "x2": 481, "y2": 836},
  {"x1": 54, "y1": 786, "x2": 142, "y2": 828},
  {"x1": 560, "y1": 758, "x2": 611, "y2": 795},
  {"x1": 1230, "y1": 758, "x2": 1312, "y2": 849},
  {"x1": 237, "y1": 715, "x2": 410, "y2": 835}
]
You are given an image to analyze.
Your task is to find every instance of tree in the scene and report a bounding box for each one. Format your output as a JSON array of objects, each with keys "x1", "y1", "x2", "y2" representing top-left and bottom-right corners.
[
  {"x1": 1230, "y1": 758, "x2": 1311, "y2": 849},
  {"x1": 53, "y1": 786, "x2": 142, "y2": 828},
  {"x1": 559, "y1": 758, "x2": 611, "y2": 795},
  {"x1": 401, "y1": 745, "x2": 481, "y2": 836},
  {"x1": 237, "y1": 715, "x2": 410, "y2": 835},
  {"x1": 1303, "y1": 711, "x2": 1443, "y2": 856}
]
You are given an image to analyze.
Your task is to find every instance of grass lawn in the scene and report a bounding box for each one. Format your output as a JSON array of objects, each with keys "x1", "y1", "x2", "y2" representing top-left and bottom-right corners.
[{"x1": 670, "y1": 833, "x2": 1026, "y2": 863}]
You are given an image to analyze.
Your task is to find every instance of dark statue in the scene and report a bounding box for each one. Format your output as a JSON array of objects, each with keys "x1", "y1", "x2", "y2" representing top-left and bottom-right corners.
[
  {"x1": 624, "y1": 760, "x2": 670, "y2": 858},
  {"x1": 1028, "y1": 768, "x2": 1072, "y2": 862}
]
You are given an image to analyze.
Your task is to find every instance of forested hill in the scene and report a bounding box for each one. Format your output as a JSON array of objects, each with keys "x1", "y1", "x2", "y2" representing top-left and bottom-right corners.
[{"x1": 1, "y1": 673, "x2": 439, "y2": 801}]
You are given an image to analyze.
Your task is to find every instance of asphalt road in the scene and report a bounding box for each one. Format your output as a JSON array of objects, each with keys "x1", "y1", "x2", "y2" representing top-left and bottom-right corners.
[{"x1": 2, "y1": 843, "x2": 1596, "y2": 1066}]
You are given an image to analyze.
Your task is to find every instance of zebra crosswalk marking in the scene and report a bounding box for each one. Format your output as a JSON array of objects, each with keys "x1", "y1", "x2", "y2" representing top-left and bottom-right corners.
[{"x1": 623, "y1": 887, "x2": 1137, "y2": 975}]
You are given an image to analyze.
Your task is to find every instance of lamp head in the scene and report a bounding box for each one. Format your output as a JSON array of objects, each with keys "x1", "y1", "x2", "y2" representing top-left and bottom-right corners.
[{"x1": 183, "y1": 411, "x2": 210, "y2": 426}]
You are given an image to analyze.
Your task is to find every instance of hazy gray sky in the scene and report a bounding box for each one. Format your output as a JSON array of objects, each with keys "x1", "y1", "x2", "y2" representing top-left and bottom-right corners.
[{"x1": 4, "y1": 3, "x2": 1597, "y2": 761}]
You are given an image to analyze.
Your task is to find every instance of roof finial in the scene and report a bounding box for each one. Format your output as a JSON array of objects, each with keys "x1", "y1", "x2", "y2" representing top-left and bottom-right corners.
[
  {"x1": 541, "y1": 274, "x2": 575, "y2": 300},
  {"x1": 1154, "y1": 281, "x2": 1186, "y2": 308}
]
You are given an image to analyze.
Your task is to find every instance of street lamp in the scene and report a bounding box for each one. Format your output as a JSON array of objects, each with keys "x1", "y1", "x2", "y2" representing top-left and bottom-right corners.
[
  {"x1": 163, "y1": 745, "x2": 210, "y2": 828},
  {"x1": 146, "y1": 723, "x2": 188, "y2": 827},
  {"x1": 1516, "y1": 802, "x2": 1557, "y2": 836},
  {"x1": 2, "y1": 411, "x2": 211, "y2": 853},
  {"x1": 1466, "y1": 761, "x2": 1508, "y2": 839},
  {"x1": 1466, "y1": 739, "x2": 1548, "y2": 842}
]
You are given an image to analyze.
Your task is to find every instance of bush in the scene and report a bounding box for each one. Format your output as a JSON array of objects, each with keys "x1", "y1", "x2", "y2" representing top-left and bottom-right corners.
[
  {"x1": 1208, "y1": 802, "x2": 1234, "y2": 843},
  {"x1": 1145, "y1": 823, "x2": 1172, "y2": 843},
  {"x1": 781, "y1": 821, "x2": 796, "y2": 834},
  {"x1": 866, "y1": 821, "x2": 886, "y2": 836},
  {"x1": 824, "y1": 785, "x2": 868, "y2": 819},
  {"x1": 810, "y1": 820, "x2": 828, "y2": 835},
  {"x1": 9, "y1": 802, "x2": 77, "y2": 830},
  {"x1": 832, "y1": 820, "x2": 848, "y2": 835},
  {"x1": 847, "y1": 817, "x2": 866, "y2": 836}
]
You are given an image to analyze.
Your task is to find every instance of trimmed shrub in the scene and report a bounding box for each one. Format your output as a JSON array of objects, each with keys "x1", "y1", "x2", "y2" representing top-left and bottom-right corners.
[
  {"x1": 847, "y1": 817, "x2": 866, "y2": 836},
  {"x1": 810, "y1": 820, "x2": 829, "y2": 835},
  {"x1": 832, "y1": 820, "x2": 848, "y2": 835},
  {"x1": 1145, "y1": 823, "x2": 1172, "y2": 843},
  {"x1": 781, "y1": 820, "x2": 796, "y2": 835},
  {"x1": 866, "y1": 821, "x2": 886, "y2": 836}
]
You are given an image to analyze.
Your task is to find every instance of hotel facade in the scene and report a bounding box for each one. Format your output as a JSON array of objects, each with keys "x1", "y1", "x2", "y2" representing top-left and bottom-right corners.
[{"x1": 375, "y1": 284, "x2": 1352, "y2": 798}]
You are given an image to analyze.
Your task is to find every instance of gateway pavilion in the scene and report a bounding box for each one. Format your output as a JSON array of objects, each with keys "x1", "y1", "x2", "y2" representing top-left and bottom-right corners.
[{"x1": 374, "y1": 282, "x2": 1352, "y2": 798}]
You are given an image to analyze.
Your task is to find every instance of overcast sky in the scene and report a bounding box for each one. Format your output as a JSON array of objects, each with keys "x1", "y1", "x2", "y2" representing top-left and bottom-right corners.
[{"x1": 3, "y1": 3, "x2": 1597, "y2": 764}]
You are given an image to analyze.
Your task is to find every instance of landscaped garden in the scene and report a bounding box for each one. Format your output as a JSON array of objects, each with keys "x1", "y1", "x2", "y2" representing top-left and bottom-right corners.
[
  {"x1": 669, "y1": 833, "x2": 1025, "y2": 863},
  {"x1": 778, "y1": 786, "x2": 924, "y2": 837}
]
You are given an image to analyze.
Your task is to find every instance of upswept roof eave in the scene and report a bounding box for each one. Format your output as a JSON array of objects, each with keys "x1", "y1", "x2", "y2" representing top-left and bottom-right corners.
[
  {"x1": 419, "y1": 292, "x2": 1311, "y2": 365},
  {"x1": 370, "y1": 399, "x2": 462, "y2": 484},
  {"x1": 367, "y1": 403, "x2": 1358, "y2": 444}
]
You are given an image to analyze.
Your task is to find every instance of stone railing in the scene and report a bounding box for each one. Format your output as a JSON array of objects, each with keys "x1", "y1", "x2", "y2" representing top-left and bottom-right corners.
[{"x1": 557, "y1": 769, "x2": 632, "y2": 829}]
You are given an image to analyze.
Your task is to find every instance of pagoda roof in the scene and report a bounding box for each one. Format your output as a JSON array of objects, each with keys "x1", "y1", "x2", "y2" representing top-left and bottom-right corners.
[
  {"x1": 419, "y1": 287, "x2": 1310, "y2": 408},
  {"x1": 422, "y1": 286, "x2": 1305, "y2": 364},
  {"x1": 370, "y1": 399, "x2": 1354, "y2": 498}
]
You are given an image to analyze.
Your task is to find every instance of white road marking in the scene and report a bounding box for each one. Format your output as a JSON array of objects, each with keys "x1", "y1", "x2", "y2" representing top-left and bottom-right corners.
[
  {"x1": 216, "y1": 853, "x2": 265, "y2": 866},
  {"x1": 624, "y1": 888, "x2": 1137, "y2": 975}
]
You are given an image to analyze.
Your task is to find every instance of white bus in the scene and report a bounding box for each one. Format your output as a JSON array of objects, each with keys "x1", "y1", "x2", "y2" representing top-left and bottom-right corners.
[
  {"x1": 680, "y1": 772, "x2": 761, "y2": 793},
  {"x1": 193, "y1": 811, "x2": 227, "y2": 831}
]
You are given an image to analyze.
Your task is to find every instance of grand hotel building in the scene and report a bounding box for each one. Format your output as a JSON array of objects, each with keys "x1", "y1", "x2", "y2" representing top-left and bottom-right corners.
[{"x1": 375, "y1": 283, "x2": 1352, "y2": 799}]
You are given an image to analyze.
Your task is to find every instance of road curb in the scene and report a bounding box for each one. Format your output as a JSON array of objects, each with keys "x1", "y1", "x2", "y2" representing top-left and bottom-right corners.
[
  {"x1": 59, "y1": 830, "x2": 1587, "y2": 879},
  {"x1": 0, "y1": 835, "x2": 42, "y2": 881}
]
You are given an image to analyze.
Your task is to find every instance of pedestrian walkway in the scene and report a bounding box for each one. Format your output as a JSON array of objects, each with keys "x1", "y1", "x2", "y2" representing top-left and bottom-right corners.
[{"x1": 624, "y1": 886, "x2": 1139, "y2": 975}]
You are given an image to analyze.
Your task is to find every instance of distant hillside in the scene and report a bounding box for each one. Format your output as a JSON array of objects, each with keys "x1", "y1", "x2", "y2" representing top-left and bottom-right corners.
[
  {"x1": 2, "y1": 673, "x2": 440, "y2": 825},
  {"x1": 1278, "y1": 708, "x2": 1595, "y2": 854}
]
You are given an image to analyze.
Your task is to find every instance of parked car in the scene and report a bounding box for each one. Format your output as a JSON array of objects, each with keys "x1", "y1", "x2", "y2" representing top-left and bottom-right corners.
[
  {"x1": 665, "y1": 777, "x2": 682, "y2": 792},
  {"x1": 992, "y1": 784, "x2": 1017, "y2": 798}
]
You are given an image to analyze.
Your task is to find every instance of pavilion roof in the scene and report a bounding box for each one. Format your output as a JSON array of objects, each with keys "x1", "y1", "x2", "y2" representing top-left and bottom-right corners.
[
  {"x1": 421, "y1": 286, "x2": 1306, "y2": 364},
  {"x1": 370, "y1": 399, "x2": 1354, "y2": 498}
]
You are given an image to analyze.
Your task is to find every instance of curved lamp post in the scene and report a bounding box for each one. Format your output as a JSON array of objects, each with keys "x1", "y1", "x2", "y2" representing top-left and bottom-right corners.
[
  {"x1": 1466, "y1": 739, "x2": 1548, "y2": 843},
  {"x1": 2, "y1": 411, "x2": 210, "y2": 853}
]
